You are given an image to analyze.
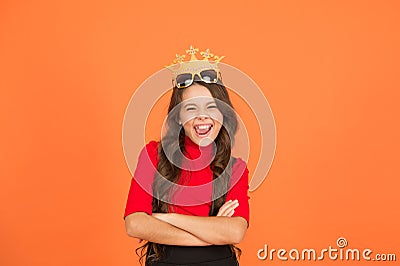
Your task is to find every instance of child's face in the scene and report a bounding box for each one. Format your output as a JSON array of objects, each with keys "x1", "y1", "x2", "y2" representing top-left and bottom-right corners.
[{"x1": 179, "y1": 84, "x2": 223, "y2": 146}]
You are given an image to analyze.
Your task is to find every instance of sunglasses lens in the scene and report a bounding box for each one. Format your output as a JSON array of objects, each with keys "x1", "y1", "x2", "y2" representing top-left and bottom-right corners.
[
  {"x1": 200, "y1": 69, "x2": 218, "y2": 83},
  {"x1": 176, "y1": 73, "x2": 193, "y2": 88}
]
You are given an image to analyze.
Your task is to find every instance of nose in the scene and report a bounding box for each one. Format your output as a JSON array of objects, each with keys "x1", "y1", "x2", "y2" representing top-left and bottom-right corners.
[
  {"x1": 193, "y1": 104, "x2": 209, "y2": 118},
  {"x1": 196, "y1": 114, "x2": 210, "y2": 120}
]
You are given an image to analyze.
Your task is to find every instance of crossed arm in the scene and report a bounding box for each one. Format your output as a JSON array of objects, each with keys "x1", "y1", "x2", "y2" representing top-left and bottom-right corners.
[{"x1": 125, "y1": 199, "x2": 248, "y2": 246}]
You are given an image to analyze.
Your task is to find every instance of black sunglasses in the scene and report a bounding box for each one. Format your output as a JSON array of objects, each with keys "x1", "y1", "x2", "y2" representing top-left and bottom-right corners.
[{"x1": 174, "y1": 69, "x2": 221, "y2": 89}]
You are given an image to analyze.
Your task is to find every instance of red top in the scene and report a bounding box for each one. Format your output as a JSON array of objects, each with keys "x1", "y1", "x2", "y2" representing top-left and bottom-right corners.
[{"x1": 123, "y1": 135, "x2": 250, "y2": 227}]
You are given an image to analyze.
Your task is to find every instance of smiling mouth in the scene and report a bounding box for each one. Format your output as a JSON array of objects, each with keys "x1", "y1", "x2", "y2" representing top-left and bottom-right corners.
[{"x1": 194, "y1": 123, "x2": 213, "y2": 136}]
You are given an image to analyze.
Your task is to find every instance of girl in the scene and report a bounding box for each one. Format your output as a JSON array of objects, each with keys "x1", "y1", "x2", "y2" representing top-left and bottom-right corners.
[{"x1": 124, "y1": 47, "x2": 250, "y2": 265}]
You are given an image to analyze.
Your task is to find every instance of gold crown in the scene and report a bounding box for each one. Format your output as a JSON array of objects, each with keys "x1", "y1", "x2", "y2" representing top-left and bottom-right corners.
[{"x1": 165, "y1": 45, "x2": 225, "y2": 78}]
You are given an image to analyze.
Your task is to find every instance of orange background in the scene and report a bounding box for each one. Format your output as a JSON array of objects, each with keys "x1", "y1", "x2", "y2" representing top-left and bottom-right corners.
[{"x1": 1, "y1": 1, "x2": 399, "y2": 265}]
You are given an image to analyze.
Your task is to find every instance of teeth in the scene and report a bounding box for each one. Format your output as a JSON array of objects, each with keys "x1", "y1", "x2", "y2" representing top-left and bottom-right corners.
[{"x1": 195, "y1": 124, "x2": 212, "y2": 130}]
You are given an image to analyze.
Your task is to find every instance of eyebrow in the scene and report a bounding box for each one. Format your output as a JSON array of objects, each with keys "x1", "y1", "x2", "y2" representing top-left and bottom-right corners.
[
  {"x1": 183, "y1": 101, "x2": 216, "y2": 108},
  {"x1": 183, "y1": 103, "x2": 196, "y2": 108}
]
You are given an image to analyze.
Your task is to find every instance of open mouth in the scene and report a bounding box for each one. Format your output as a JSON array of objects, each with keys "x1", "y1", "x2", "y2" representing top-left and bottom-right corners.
[{"x1": 194, "y1": 123, "x2": 213, "y2": 137}]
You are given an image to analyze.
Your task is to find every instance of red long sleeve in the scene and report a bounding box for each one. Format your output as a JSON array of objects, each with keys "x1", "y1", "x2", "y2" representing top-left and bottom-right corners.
[
  {"x1": 225, "y1": 158, "x2": 250, "y2": 227},
  {"x1": 123, "y1": 137, "x2": 250, "y2": 227},
  {"x1": 123, "y1": 141, "x2": 158, "y2": 218}
]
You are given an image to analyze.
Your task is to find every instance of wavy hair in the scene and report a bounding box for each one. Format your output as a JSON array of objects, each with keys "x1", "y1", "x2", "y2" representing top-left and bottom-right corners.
[{"x1": 134, "y1": 80, "x2": 241, "y2": 265}]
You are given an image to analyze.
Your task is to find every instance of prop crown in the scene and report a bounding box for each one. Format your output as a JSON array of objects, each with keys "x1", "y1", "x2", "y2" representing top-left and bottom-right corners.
[{"x1": 165, "y1": 45, "x2": 225, "y2": 84}]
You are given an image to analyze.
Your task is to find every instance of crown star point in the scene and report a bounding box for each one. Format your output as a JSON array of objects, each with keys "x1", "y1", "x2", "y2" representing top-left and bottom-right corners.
[
  {"x1": 174, "y1": 54, "x2": 185, "y2": 63},
  {"x1": 167, "y1": 46, "x2": 224, "y2": 66},
  {"x1": 186, "y1": 45, "x2": 199, "y2": 55},
  {"x1": 213, "y1": 55, "x2": 225, "y2": 62},
  {"x1": 200, "y1": 48, "x2": 214, "y2": 60},
  {"x1": 164, "y1": 46, "x2": 225, "y2": 80}
]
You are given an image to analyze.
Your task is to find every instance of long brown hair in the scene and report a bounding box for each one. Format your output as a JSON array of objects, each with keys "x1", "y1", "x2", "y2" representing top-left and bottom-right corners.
[{"x1": 135, "y1": 80, "x2": 242, "y2": 265}]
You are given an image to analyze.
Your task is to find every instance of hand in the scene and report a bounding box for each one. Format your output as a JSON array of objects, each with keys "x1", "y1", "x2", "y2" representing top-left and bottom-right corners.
[{"x1": 217, "y1": 199, "x2": 239, "y2": 217}]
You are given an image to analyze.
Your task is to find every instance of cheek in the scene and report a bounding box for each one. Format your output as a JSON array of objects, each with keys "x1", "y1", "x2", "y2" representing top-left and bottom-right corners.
[
  {"x1": 209, "y1": 110, "x2": 223, "y2": 124},
  {"x1": 180, "y1": 113, "x2": 194, "y2": 124},
  {"x1": 214, "y1": 119, "x2": 223, "y2": 133},
  {"x1": 183, "y1": 121, "x2": 193, "y2": 134}
]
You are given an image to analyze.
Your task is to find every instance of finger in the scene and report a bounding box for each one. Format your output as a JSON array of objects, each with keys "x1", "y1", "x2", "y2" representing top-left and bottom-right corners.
[
  {"x1": 225, "y1": 202, "x2": 239, "y2": 213},
  {"x1": 218, "y1": 204, "x2": 233, "y2": 216},
  {"x1": 226, "y1": 199, "x2": 239, "y2": 207},
  {"x1": 218, "y1": 208, "x2": 230, "y2": 216},
  {"x1": 220, "y1": 208, "x2": 236, "y2": 217},
  {"x1": 218, "y1": 201, "x2": 239, "y2": 216},
  {"x1": 218, "y1": 205, "x2": 233, "y2": 216},
  {"x1": 227, "y1": 209, "x2": 235, "y2": 217},
  {"x1": 219, "y1": 200, "x2": 238, "y2": 213},
  {"x1": 224, "y1": 200, "x2": 239, "y2": 212},
  {"x1": 220, "y1": 200, "x2": 238, "y2": 212}
]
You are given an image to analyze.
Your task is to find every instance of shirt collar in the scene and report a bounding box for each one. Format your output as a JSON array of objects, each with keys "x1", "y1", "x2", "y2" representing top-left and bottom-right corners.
[{"x1": 183, "y1": 135, "x2": 215, "y2": 169}]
